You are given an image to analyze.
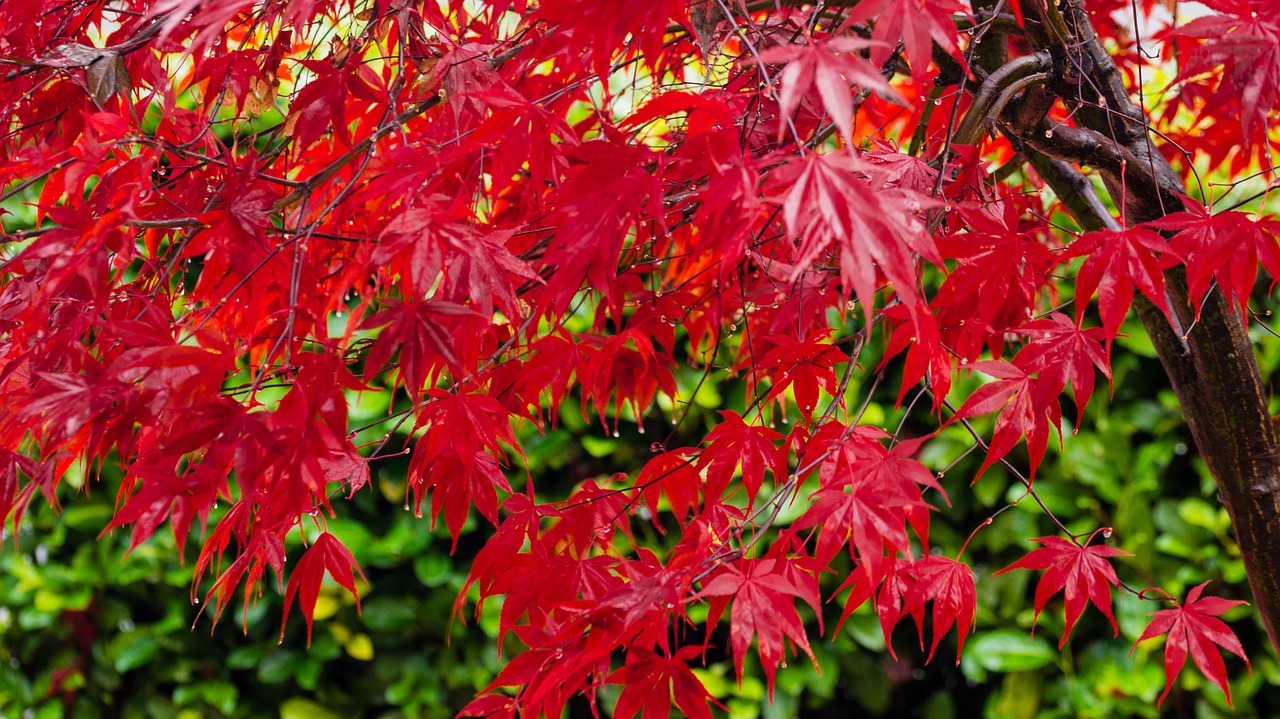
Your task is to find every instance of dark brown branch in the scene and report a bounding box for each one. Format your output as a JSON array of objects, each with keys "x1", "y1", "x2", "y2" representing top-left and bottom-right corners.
[
  {"x1": 950, "y1": 51, "x2": 1052, "y2": 148},
  {"x1": 128, "y1": 217, "x2": 207, "y2": 229},
  {"x1": 1006, "y1": 137, "x2": 1116, "y2": 232},
  {"x1": 1014, "y1": 120, "x2": 1184, "y2": 223}
]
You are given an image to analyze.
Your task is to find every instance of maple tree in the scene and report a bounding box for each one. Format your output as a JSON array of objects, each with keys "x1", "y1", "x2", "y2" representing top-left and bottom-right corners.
[{"x1": 3, "y1": 0, "x2": 1280, "y2": 715}]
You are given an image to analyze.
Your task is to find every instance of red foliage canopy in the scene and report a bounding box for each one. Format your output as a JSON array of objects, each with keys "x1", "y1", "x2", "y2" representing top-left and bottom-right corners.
[{"x1": 1, "y1": 0, "x2": 1274, "y2": 714}]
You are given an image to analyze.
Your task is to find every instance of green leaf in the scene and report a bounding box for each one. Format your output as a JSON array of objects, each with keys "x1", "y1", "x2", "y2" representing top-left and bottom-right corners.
[
  {"x1": 61, "y1": 504, "x2": 113, "y2": 530},
  {"x1": 280, "y1": 698, "x2": 343, "y2": 719},
  {"x1": 360, "y1": 596, "x2": 418, "y2": 632},
  {"x1": 413, "y1": 553, "x2": 454, "y2": 587},
  {"x1": 987, "y1": 671, "x2": 1043, "y2": 719},
  {"x1": 962, "y1": 631, "x2": 1055, "y2": 680},
  {"x1": 256, "y1": 650, "x2": 303, "y2": 684},
  {"x1": 0, "y1": 663, "x2": 33, "y2": 705},
  {"x1": 172, "y1": 681, "x2": 238, "y2": 715},
  {"x1": 1178, "y1": 498, "x2": 1229, "y2": 533},
  {"x1": 1115, "y1": 320, "x2": 1157, "y2": 358},
  {"x1": 110, "y1": 633, "x2": 161, "y2": 673},
  {"x1": 226, "y1": 646, "x2": 266, "y2": 670},
  {"x1": 580, "y1": 435, "x2": 617, "y2": 457}
]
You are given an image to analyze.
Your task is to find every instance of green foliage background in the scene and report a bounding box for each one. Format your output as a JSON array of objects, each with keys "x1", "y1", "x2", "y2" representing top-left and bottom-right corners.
[{"x1": 4, "y1": 306, "x2": 1280, "y2": 719}]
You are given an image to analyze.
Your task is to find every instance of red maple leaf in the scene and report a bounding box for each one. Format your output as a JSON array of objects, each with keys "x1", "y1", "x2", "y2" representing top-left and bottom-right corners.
[
  {"x1": 408, "y1": 448, "x2": 513, "y2": 550},
  {"x1": 1144, "y1": 202, "x2": 1280, "y2": 314},
  {"x1": 774, "y1": 154, "x2": 940, "y2": 329},
  {"x1": 407, "y1": 391, "x2": 522, "y2": 548},
  {"x1": 533, "y1": 0, "x2": 689, "y2": 77},
  {"x1": 105, "y1": 459, "x2": 225, "y2": 552},
  {"x1": 830, "y1": 552, "x2": 915, "y2": 646},
  {"x1": 697, "y1": 411, "x2": 787, "y2": 508},
  {"x1": 638, "y1": 450, "x2": 702, "y2": 524},
  {"x1": 1132, "y1": 582, "x2": 1251, "y2": 707},
  {"x1": 880, "y1": 303, "x2": 953, "y2": 408},
  {"x1": 280, "y1": 532, "x2": 366, "y2": 644},
  {"x1": 754, "y1": 37, "x2": 901, "y2": 145},
  {"x1": 844, "y1": 0, "x2": 968, "y2": 74},
  {"x1": 1068, "y1": 225, "x2": 1180, "y2": 346},
  {"x1": 949, "y1": 360, "x2": 1061, "y2": 477},
  {"x1": 994, "y1": 534, "x2": 1131, "y2": 647},
  {"x1": 455, "y1": 492, "x2": 557, "y2": 624},
  {"x1": 901, "y1": 555, "x2": 976, "y2": 663},
  {"x1": 750, "y1": 331, "x2": 846, "y2": 419},
  {"x1": 853, "y1": 434, "x2": 947, "y2": 504},
  {"x1": 579, "y1": 329, "x2": 677, "y2": 433},
  {"x1": 286, "y1": 59, "x2": 352, "y2": 152},
  {"x1": 1014, "y1": 313, "x2": 1111, "y2": 417},
  {"x1": 796, "y1": 434, "x2": 933, "y2": 582},
  {"x1": 541, "y1": 479, "x2": 636, "y2": 556},
  {"x1": 376, "y1": 208, "x2": 538, "y2": 314},
  {"x1": 608, "y1": 646, "x2": 718, "y2": 719},
  {"x1": 1169, "y1": 0, "x2": 1280, "y2": 142},
  {"x1": 0, "y1": 449, "x2": 50, "y2": 537},
  {"x1": 539, "y1": 141, "x2": 664, "y2": 311},
  {"x1": 934, "y1": 200, "x2": 1060, "y2": 361},
  {"x1": 457, "y1": 695, "x2": 516, "y2": 719},
  {"x1": 696, "y1": 557, "x2": 821, "y2": 695},
  {"x1": 189, "y1": 49, "x2": 270, "y2": 116},
  {"x1": 361, "y1": 299, "x2": 484, "y2": 395}
]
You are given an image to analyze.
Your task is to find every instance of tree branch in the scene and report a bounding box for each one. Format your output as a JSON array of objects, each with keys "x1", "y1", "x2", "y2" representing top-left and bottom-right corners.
[
  {"x1": 948, "y1": 51, "x2": 1052, "y2": 150},
  {"x1": 1007, "y1": 137, "x2": 1117, "y2": 232}
]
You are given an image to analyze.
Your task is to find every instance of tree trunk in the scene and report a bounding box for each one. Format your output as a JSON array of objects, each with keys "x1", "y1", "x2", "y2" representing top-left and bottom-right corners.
[{"x1": 1015, "y1": 0, "x2": 1280, "y2": 652}]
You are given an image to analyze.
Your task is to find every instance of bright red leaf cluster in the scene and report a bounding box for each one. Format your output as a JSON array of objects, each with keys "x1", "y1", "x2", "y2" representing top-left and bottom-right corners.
[{"x1": 0, "y1": 0, "x2": 1273, "y2": 714}]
